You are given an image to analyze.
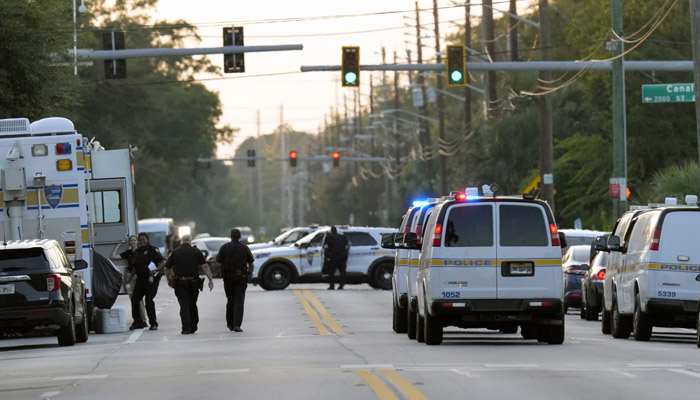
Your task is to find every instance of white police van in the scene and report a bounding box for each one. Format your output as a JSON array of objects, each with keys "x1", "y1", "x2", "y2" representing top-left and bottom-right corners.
[
  {"x1": 252, "y1": 226, "x2": 396, "y2": 290},
  {"x1": 388, "y1": 205, "x2": 422, "y2": 334},
  {"x1": 406, "y1": 186, "x2": 565, "y2": 345},
  {"x1": 598, "y1": 195, "x2": 700, "y2": 341}
]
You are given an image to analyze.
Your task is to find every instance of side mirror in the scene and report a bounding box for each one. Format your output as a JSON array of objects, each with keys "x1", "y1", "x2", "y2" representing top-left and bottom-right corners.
[
  {"x1": 404, "y1": 232, "x2": 421, "y2": 250},
  {"x1": 299, "y1": 242, "x2": 309, "y2": 249},
  {"x1": 74, "y1": 259, "x2": 88, "y2": 271},
  {"x1": 607, "y1": 235, "x2": 623, "y2": 252},
  {"x1": 593, "y1": 236, "x2": 608, "y2": 252},
  {"x1": 381, "y1": 233, "x2": 397, "y2": 249},
  {"x1": 558, "y1": 232, "x2": 567, "y2": 249}
]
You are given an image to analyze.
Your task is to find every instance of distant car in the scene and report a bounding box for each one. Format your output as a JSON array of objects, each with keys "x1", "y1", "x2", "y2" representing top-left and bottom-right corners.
[
  {"x1": 248, "y1": 226, "x2": 322, "y2": 251},
  {"x1": 235, "y1": 226, "x2": 255, "y2": 244},
  {"x1": 559, "y1": 229, "x2": 607, "y2": 255},
  {"x1": 191, "y1": 236, "x2": 230, "y2": 278},
  {"x1": 562, "y1": 244, "x2": 592, "y2": 312},
  {"x1": 0, "y1": 240, "x2": 89, "y2": 346},
  {"x1": 581, "y1": 251, "x2": 607, "y2": 321}
]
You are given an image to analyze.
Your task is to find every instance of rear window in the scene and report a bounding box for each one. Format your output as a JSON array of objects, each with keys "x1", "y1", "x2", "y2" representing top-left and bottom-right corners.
[
  {"x1": 444, "y1": 205, "x2": 493, "y2": 247},
  {"x1": 659, "y1": 211, "x2": 700, "y2": 252},
  {"x1": 570, "y1": 247, "x2": 590, "y2": 263},
  {"x1": 564, "y1": 235, "x2": 596, "y2": 247},
  {"x1": 499, "y1": 204, "x2": 548, "y2": 247},
  {"x1": 0, "y1": 248, "x2": 50, "y2": 272}
]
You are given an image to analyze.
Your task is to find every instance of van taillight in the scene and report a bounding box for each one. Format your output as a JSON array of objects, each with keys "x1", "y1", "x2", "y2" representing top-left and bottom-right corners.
[
  {"x1": 594, "y1": 270, "x2": 606, "y2": 280},
  {"x1": 403, "y1": 226, "x2": 411, "y2": 234},
  {"x1": 649, "y1": 228, "x2": 661, "y2": 251},
  {"x1": 47, "y1": 274, "x2": 60, "y2": 292},
  {"x1": 432, "y1": 223, "x2": 442, "y2": 247},
  {"x1": 550, "y1": 223, "x2": 560, "y2": 246},
  {"x1": 415, "y1": 224, "x2": 423, "y2": 244}
]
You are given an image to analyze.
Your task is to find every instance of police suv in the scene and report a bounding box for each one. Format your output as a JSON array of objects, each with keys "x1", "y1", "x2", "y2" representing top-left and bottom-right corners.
[
  {"x1": 404, "y1": 186, "x2": 565, "y2": 345},
  {"x1": 252, "y1": 226, "x2": 396, "y2": 290},
  {"x1": 598, "y1": 195, "x2": 700, "y2": 341}
]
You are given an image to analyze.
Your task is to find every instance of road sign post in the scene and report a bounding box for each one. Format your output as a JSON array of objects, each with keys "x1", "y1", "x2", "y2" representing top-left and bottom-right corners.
[{"x1": 642, "y1": 83, "x2": 695, "y2": 104}]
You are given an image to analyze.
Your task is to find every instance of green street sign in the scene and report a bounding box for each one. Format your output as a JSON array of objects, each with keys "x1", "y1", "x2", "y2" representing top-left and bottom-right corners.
[{"x1": 642, "y1": 83, "x2": 695, "y2": 104}]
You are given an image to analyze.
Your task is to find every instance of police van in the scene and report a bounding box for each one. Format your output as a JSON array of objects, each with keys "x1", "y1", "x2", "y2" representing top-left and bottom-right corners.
[
  {"x1": 598, "y1": 195, "x2": 700, "y2": 341},
  {"x1": 388, "y1": 204, "x2": 421, "y2": 334},
  {"x1": 405, "y1": 186, "x2": 565, "y2": 345},
  {"x1": 252, "y1": 226, "x2": 396, "y2": 290}
]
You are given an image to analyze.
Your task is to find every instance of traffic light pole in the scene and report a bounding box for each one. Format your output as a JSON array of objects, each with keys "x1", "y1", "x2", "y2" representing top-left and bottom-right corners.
[
  {"x1": 70, "y1": 44, "x2": 303, "y2": 61},
  {"x1": 690, "y1": 0, "x2": 700, "y2": 190}
]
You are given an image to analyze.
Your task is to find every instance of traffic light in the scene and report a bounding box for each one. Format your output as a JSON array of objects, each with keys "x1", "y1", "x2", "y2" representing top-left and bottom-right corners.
[
  {"x1": 103, "y1": 31, "x2": 126, "y2": 79},
  {"x1": 247, "y1": 149, "x2": 255, "y2": 167},
  {"x1": 223, "y1": 26, "x2": 245, "y2": 73},
  {"x1": 341, "y1": 46, "x2": 360, "y2": 87},
  {"x1": 332, "y1": 151, "x2": 340, "y2": 168},
  {"x1": 446, "y1": 45, "x2": 466, "y2": 87},
  {"x1": 289, "y1": 150, "x2": 298, "y2": 167}
]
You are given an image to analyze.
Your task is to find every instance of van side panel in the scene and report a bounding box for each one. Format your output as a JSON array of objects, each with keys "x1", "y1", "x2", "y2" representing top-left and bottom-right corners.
[{"x1": 620, "y1": 213, "x2": 656, "y2": 313}]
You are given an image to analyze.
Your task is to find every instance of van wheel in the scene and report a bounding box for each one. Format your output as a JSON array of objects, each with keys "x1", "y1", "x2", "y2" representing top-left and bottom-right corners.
[
  {"x1": 521, "y1": 325, "x2": 537, "y2": 339},
  {"x1": 416, "y1": 312, "x2": 425, "y2": 343},
  {"x1": 424, "y1": 308, "x2": 443, "y2": 345},
  {"x1": 407, "y1": 307, "x2": 417, "y2": 340},
  {"x1": 611, "y1": 298, "x2": 632, "y2": 339},
  {"x1": 546, "y1": 315, "x2": 565, "y2": 345},
  {"x1": 262, "y1": 264, "x2": 292, "y2": 290},
  {"x1": 75, "y1": 297, "x2": 89, "y2": 343},
  {"x1": 57, "y1": 304, "x2": 76, "y2": 347},
  {"x1": 633, "y1": 293, "x2": 652, "y2": 341},
  {"x1": 535, "y1": 327, "x2": 548, "y2": 343},
  {"x1": 696, "y1": 309, "x2": 700, "y2": 348},
  {"x1": 395, "y1": 301, "x2": 407, "y2": 334},
  {"x1": 584, "y1": 304, "x2": 599, "y2": 321},
  {"x1": 371, "y1": 263, "x2": 393, "y2": 290},
  {"x1": 601, "y1": 308, "x2": 611, "y2": 334}
]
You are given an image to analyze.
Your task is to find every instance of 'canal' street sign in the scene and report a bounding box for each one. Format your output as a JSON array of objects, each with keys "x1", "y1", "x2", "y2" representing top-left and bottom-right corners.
[{"x1": 642, "y1": 83, "x2": 695, "y2": 104}]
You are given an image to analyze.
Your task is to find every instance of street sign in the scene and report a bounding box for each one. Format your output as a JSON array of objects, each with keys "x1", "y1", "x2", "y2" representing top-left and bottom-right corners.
[{"x1": 642, "y1": 83, "x2": 695, "y2": 104}]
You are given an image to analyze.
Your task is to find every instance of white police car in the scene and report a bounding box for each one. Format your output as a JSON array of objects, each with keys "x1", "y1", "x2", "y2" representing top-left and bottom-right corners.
[
  {"x1": 406, "y1": 185, "x2": 565, "y2": 345},
  {"x1": 252, "y1": 226, "x2": 396, "y2": 290}
]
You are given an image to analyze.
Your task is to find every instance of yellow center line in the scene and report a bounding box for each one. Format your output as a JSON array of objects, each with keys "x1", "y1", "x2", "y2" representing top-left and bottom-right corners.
[
  {"x1": 302, "y1": 288, "x2": 346, "y2": 334},
  {"x1": 292, "y1": 288, "x2": 329, "y2": 335},
  {"x1": 379, "y1": 370, "x2": 428, "y2": 400},
  {"x1": 355, "y1": 371, "x2": 398, "y2": 400}
]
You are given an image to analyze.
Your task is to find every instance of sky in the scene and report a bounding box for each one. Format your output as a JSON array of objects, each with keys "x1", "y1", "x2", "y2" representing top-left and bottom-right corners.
[{"x1": 152, "y1": 0, "x2": 536, "y2": 158}]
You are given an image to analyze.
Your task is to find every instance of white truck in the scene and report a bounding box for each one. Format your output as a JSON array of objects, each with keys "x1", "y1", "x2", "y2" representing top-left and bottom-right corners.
[{"x1": 0, "y1": 117, "x2": 137, "y2": 328}]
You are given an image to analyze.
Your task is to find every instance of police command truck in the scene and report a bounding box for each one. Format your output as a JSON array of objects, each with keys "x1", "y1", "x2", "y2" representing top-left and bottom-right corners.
[{"x1": 405, "y1": 186, "x2": 565, "y2": 345}]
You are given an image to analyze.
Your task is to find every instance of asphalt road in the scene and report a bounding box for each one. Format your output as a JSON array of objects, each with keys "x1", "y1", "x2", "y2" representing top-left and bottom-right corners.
[{"x1": 1, "y1": 281, "x2": 700, "y2": 400}]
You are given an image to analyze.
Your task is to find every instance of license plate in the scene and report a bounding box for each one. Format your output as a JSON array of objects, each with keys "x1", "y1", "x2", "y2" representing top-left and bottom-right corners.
[
  {"x1": 0, "y1": 283, "x2": 15, "y2": 295},
  {"x1": 509, "y1": 262, "x2": 534, "y2": 275}
]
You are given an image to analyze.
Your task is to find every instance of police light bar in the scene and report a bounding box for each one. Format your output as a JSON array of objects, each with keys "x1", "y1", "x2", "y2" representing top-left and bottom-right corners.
[
  {"x1": 412, "y1": 200, "x2": 429, "y2": 207},
  {"x1": 455, "y1": 193, "x2": 466, "y2": 201},
  {"x1": 465, "y1": 187, "x2": 479, "y2": 199}
]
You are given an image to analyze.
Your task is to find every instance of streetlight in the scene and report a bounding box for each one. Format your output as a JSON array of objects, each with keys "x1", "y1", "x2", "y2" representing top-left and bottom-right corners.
[{"x1": 72, "y1": 0, "x2": 87, "y2": 76}]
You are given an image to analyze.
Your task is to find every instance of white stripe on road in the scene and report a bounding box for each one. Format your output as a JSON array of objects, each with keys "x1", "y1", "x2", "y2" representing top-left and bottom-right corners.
[
  {"x1": 627, "y1": 363, "x2": 684, "y2": 368},
  {"x1": 197, "y1": 369, "x2": 251, "y2": 374},
  {"x1": 484, "y1": 364, "x2": 538, "y2": 368},
  {"x1": 39, "y1": 391, "x2": 61, "y2": 399},
  {"x1": 669, "y1": 368, "x2": 700, "y2": 379},
  {"x1": 125, "y1": 328, "x2": 145, "y2": 344},
  {"x1": 53, "y1": 375, "x2": 107, "y2": 380},
  {"x1": 341, "y1": 364, "x2": 394, "y2": 370}
]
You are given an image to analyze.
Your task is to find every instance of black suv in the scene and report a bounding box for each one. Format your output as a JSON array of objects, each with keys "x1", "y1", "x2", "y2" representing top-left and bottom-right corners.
[{"x1": 0, "y1": 240, "x2": 89, "y2": 346}]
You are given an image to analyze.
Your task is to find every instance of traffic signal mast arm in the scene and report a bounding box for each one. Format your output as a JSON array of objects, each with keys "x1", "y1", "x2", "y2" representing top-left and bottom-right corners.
[{"x1": 70, "y1": 44, "x2": 303, "y2": 61}]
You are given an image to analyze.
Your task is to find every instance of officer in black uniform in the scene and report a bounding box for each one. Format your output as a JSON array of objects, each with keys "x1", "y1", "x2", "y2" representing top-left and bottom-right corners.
[
  {"x1": 130, "y1": 232, "x2": 166, "y2": 330},
  {"x1": 216, "y1": 228, "x2": 254, "y2": 332},
  {"x1": 164, "y1": 234, "x2": 214, "y2": 334},
  {"x1": 323, "y1": 226, "x2": 349, "y2": 290}
]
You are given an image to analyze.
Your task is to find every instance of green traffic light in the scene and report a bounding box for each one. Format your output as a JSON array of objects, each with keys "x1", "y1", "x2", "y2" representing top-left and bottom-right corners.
[
  {"x1": 450, "y1": 70, "x2": 463, "y2": 83},
  {"x1": 344, "y1": 72, "x2": 357, "y2": 84}
]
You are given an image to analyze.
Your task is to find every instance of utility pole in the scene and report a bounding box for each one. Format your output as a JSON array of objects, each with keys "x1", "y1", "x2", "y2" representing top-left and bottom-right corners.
[
  {"x1": 370, "y1": 79, "x2": 376, "y2": 155},
  {"x1": 433, "y1": 0, "x2": 448, "y2": 194},
  {"x1": 539, "y1": 0, "x2": 555, "y2": 212},
  {"x1": 394, "y1": 52, "x2": 402, "y2": 189},
  {"x1": 509, "y1": 0, "x2": 519, "y2": 62},
  {"x1": 482, "y1": 0, "x2": 498, "y2": 116},
  {"x1": 464, "y1": 3, "x2": 472, "y2": 128},
  {"x1": 690, "y1": 0, "x2": 700, "y2": 188},
  {"x1": 256, "y1": 110, "x2": 263, "y2": 237},
  {"x1": 611, "y1": 0, "x2": 627, "y2": 220},
  {"x1": 416, "y1": 1, "x2": 435, "y2": 193}
]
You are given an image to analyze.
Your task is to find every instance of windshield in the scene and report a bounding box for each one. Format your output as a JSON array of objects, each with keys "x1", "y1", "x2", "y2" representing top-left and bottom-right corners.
[
  {"x1": 0, "y1": 248, "x2": 50, "y2": 272},
  {"x1": 296, "y1": 230, "x2": 328, "y2": 246},
  {"x1": 204, "y1": 239, "x2": 229, "y2": 252}
]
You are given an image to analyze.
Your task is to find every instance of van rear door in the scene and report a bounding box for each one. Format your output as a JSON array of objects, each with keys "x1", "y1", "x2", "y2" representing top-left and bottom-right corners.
[
  {"x1": 496, "y1": 202, "x2": 561, "y2": 299},
  {"x1": 652, "y1": 210, "x2": 700, "y2": 302}
]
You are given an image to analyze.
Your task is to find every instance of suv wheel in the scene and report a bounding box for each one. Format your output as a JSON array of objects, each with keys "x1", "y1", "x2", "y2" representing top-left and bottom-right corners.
[
  {"x1": 76, "y1": 297, "x2": 89, "y2": 343},
  {"x1": 584, "y1": 304, "x2": 599, "y2": 321},
  {"x1": 371, "y1": 262, "x2": 393, "y2": 290},
  {"x1": 262, "y1": 264, "x2": 292, "y2": 290},
  {"x1": 57, "y1": 304, "x2": 77, "y2": 347},
  {"x1": 611, "y1": 297, "x2": 632, "y2": 339},
  {"x1": 633, "y1": 293, "x2": 652, "y2": 341},
  {"x1": 601, "y1": 307, "x2": 611, "y2": 334}
]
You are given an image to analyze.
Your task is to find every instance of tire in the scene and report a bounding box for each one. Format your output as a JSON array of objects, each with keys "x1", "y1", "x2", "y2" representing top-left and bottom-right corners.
[
  {"x1": 416, "y1": 312, "x2": 425, "y2": 343},
  {"x1": 262, "y1": 263, "x2": 292, "y2": 290},
  {"x1": 601, "y1": 308, "x2": 611, "y2": 334},
  {"x1": 521, "y1": 325, "x2": 537, "y2": 340},
  {"x1": 407, "y1": 307, "x2": 417, "y2": 340},
  {"x1": 392, "y1": 300, "x2": 398, "y2": 332},
  {"x1": 579, "y1": 306, "x2": 586, "y2": 319},
  {"x1": 371, "y1": 263, "x2": 393, "y2": 290},
  {"x1": 57, "y1": 304, "x2": 76, "y2": 347},
  {"x1": 535, "y1": 327, "x2": 548, "y2": 343},
  {"x1": 611, "y1": 297, "x2": 632, "y2": 339},
  {"x1": 75, "y1": 297, "x2": 89, "y2": 343},
  {"x1": 633, "y1": 293, "x2": 652, "y2": 342},
  {"x1": 584, "y1": 304, "x2": 599, "y2": 321},
  {"x1": 395, "y1": 302, "x2": 408, "y2": 334},
  {"x1": 424, "y1": 309, "x2": 443, "y2": 345},
  {"x1": 696, "y1": 309, "x2": 700, "y2": 348},
  {"x1": 546, "y1": 315, "x2": 565, "y2": 345}
]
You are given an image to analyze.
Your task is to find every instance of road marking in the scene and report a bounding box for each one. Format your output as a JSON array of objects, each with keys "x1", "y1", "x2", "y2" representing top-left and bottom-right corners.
[
  {"x1": 355, "y1": 370, "x2": 398, "y2": 400},
  {"x1": 380, "y1": 370, "x2": 428, "y2": 400},
  {"x1": 53, "y1": 375, "x2": 107, "y2": 380},
  {"x1": 484, "y1": 363, "x2": 538, "y2": 368},
  {"x1": 342, "y1": 364, "x2": 394, "y2": 370},
  {"x1": 669, "y1": 368, "x2": 700, "y2": 379},
  {"x1": 125, "y1": 328, "x2": 146, "y2": 344},
  {"x1": 627, "y1": 363, "x2": 684, "y2": 368},
  {"x1": 451, "y1": 369, "x2": 480, "y2": 378},
  {"x1": 197, "y1": 369, "x2": 251, "y2": 374},
  {"x1": 302, "y1": 288, "x2": 346, "y2": 334},
  {"x1": 293, "y1": 288, "x2": 329, "y2": 335},
  {"x1": 610, "y1": 370, "x2": 637, "y2": 378},
  {"x1": 39, "y1": 391, "x2": 61, "y2": 399}
]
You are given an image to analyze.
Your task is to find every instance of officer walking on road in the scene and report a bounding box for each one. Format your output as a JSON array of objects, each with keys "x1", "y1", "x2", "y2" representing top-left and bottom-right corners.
[
  {"x1": 323, "y1": 226, "x2": 349, "y2": 290},
  {"x1": 164, "y1": 234, "x2": 214, "y2": 334},
  {"x1": 130, "y1": 232, "x2": 166, "y2": 330},
  {"x1": 216, "y1": 228, "x2": 254, "y2": 332}
]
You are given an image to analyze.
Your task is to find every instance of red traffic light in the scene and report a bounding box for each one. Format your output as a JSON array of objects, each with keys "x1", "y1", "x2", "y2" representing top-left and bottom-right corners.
[
  {"x1": 332, "y1": 151, "x2": 340, "y2": 160},
  {"x1": 331, "y1": 151, "x2": 340, "y2": 167},
  {"x1": 289, "y1": 150, "x2": 298, "y2": 159},
  {"x1": 289, "y1": 150, "x2": 298, "y2": 167}
]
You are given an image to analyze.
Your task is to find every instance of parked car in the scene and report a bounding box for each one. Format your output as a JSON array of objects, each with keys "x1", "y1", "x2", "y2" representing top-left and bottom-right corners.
[
  {"x1": 581, "y1": 251, "x2": 607, "y2": 321},
  {"x1": 559, "y1": 229, "x2": 607, "y2": 255},
  {"x1": 562, "y1": 244, "x2": 592, "y2": 312},
  {"x1": 0, "y1": 240, "x2": 89, "y2": 346},
  {"x1": 191, "y1": 236, "x2": 230, "y2": 278}
]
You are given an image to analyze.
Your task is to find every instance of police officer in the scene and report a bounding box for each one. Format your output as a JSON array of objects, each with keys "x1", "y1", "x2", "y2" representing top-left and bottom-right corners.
[
  {"x1": 216, "y1": 228, "x2": 254, "y2": 332},
  {"x1": 164, "y1": 234, "x2": 214, "y2": 334},
  {"x1": 323, "y1": 226, "x2": 349, "y2": 290},
  {"x1": 130, "y1": 232, "x2": 166, "y2": 330}
]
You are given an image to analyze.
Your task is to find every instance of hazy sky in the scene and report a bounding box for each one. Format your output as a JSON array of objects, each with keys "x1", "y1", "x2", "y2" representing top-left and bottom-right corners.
[{"x1": 153, "y1": 0, "x2": 535, "y2": 157}]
